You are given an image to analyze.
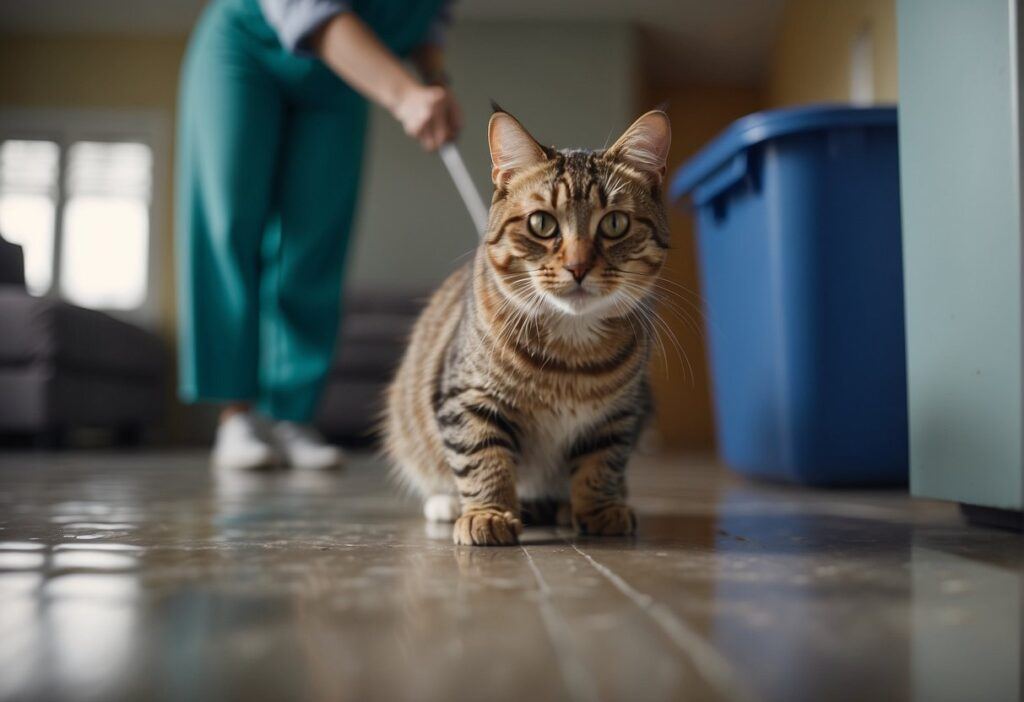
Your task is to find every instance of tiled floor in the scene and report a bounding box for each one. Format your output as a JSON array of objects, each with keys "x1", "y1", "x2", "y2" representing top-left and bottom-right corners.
[{"x1": 0, "y1": 450, "x2": 1021, "y2": 702}]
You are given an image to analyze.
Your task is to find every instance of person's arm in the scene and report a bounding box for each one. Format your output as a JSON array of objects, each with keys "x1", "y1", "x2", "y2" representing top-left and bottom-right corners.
[
  {"x1": 409, "y1": 43, "x2": 462, "y2": 140},
  {"x1": 410, "y1": 0, "x2": 453, "y2": 86},
  {"x1": 310, "y1": 13, "x2": 459, "y2": 151},
  {"x1": 410, "y1": 43, "x2": 448, "y2": 87}
]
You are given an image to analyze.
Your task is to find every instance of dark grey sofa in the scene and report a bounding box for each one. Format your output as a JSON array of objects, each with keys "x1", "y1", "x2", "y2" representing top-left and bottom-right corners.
[
  {"x1": 0, "y1": 238, "x2": 166, "y2": 444},
  {"x1": 315, "y1": 287, "x2": 425, "y2": 444}
]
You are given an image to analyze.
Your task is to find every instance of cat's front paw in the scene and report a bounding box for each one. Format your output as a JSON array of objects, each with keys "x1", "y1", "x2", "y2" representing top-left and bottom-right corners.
[
  {"x1": 453, "y1": 509, "x2": 523, "y2": 546},
  {"x1": 573, "y1": 504, "x2": 637, "y2": 536}
]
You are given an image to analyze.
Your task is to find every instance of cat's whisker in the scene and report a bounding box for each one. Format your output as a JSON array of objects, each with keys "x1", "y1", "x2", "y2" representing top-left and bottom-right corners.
[
  {"x1": 626, "y1": 286, "x2": 706, "y2": 341},
  {"x1": 614, "y1": 269, "x2": 709, "y2": 312},
  {"x1": 650, "y1": 267, "x2": 713, "y2": 303},
  {"x1": 633, "y1": 302, "x2": 672, "y2": 380},
  {"x1": 610, "y1": 274, "x2": 710, "y2": 334},
  {"x1": 639, "y1": 302, "x2": 695, "y2": 386},
  {"x1": 647, "y1": 287, "x2": 709, "y2": 325},
  {"x1": 615, "y1": 292, "x2": 666, "y2": 378},
  {"x1": 449, "y1": 246, "x2": 478, "y2": 266}
]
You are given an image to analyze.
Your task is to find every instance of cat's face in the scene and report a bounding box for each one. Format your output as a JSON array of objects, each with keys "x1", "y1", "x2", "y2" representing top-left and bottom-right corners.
[{"x1": 484, "y1": 109, "x2": 671, "y2": 319}]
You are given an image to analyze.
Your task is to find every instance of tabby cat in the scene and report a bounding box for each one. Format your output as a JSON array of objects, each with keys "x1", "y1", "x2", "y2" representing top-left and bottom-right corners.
[{"x1": 384, "y1": 106, "x2": 671, "y2": 546}]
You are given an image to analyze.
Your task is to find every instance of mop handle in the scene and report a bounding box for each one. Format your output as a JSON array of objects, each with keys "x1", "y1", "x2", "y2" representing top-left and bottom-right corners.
[{"x1": 439, "y1": 142, "x2": 490, "y2": 239}]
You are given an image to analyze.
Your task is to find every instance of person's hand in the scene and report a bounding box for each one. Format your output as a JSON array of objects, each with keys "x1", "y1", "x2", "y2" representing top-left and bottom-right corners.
[{"x1": 392, "y1": 85, "x2": 462, "y2": 151}]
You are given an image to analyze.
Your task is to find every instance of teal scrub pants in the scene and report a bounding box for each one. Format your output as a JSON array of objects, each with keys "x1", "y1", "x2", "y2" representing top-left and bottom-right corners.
[{"x1": 176, "y1": 0, "x2": 441, "y2": 421}]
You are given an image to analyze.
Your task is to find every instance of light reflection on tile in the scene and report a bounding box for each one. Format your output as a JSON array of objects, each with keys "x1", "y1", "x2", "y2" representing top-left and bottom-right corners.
[
  {"x1": 0, "y1": 542, "x2": 46, "y2": 551},
  {"x1": 0, "y1": 552, "x2": 46, "y2": 570},
  {"x1": 0, "y1": 593, "x2": 42, "y2": 701},
  {"x1": 51, "y1": 551, "x2": 137, "y2": 571},
  {"x1": 44, "y1": 573, "x2": 139, "y2": 600},
  {"x1": 911, "y1": 547, "x2": 1023, "y2": 702},
  {"x1": 63, "y1": 523, "x2": 138, "y2": 531},
  {"x1": 54, "y1": 543, "x2": 142, "y2": 552},
  {"x1": 52, "y1": 502, "x2": 113, "y2": 516},
  {"x1": 45, "y1": 594, "x2": 138, "y2": 698},
  {"x1": 0, "y1": 572, "x2": 43, "y2": 595}
]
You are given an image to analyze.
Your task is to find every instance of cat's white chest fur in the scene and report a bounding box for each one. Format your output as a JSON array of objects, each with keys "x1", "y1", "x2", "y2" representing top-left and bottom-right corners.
[
  {"x1": 515, "y1": 401, "x2": 605, "y2": 499},
  {"x1": 512, "y1": 317, "x2": 617, "y2": 499}
]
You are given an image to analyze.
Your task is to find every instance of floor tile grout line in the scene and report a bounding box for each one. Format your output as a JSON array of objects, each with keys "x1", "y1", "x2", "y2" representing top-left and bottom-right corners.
[
  {"x1": 568, "y1": 541, "x2": 758, "y2": 702},
  {"x1": 520, "y1": 543, "x2": 602, "y2": 702}
]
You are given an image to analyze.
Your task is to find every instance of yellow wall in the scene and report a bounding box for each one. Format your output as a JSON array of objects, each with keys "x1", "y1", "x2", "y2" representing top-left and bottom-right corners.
[
  {"x1": 0, "y1": 35, "x2": 187, "y2": 339},
  {"x1": 768, "y1": 0, "x2": 897, "y2": 106}
]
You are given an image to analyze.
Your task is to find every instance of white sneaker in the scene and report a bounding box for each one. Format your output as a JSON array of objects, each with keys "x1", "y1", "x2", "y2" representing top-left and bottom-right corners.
[
  {"x1": 271, "y1": 421, "x2": 344, "y2": 470},
  {"x1": 211, "y1": 412, "x2": 279, "y2": 471}
]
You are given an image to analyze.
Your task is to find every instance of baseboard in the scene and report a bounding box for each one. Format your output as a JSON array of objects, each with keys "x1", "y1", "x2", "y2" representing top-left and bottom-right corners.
[{"x1": 960, "y1": 504, "x2": 1024, "y2": 533}]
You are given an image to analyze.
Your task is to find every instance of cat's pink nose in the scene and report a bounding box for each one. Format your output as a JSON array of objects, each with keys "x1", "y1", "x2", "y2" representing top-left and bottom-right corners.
[{"x1": 564, "y1": 261, "x2": 592, "y2": 284}]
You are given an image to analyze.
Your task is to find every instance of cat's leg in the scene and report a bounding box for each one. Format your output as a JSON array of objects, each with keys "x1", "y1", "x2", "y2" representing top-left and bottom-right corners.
[
  {"x1": 423, "y1": 494, "x2": 461, "y2": 522},
  {"x1": 568, "y1": 434, "x2": 637, "y2": 537},
  {"x1": 437, "y1": 395, "x2": 522, "y2": 546}
]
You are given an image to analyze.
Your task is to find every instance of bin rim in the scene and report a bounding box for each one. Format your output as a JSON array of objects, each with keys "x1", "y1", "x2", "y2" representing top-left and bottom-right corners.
[{"x1": 669, "y1": 103, "x2": 897, "y2": 203}]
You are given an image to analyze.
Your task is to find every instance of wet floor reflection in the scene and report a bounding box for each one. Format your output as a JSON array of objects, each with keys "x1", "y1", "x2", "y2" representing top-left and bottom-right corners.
[
  {"x1": 910, "y1": 545, "x2": 1023, "y2": 702},
  {"x1": 699, "y1": 485, "x2": 1023, "y2": 702},
  {"x1": 0, "y1": 451, "x2": 1021, "y2": 701},
  {"x1": 0, "y1": 551, "x2": 46, "y2": 569},
  {"x1": 0, "y1": 562, "x2": 140, "y2": 701},
  {"x1": 51, "y1": 550, "x2": 138, "y2": 571},
  {"x1": 703, "y1": 488, "x2": 915, "y2": 700},
  {"x1": 43, "y1": 574, "x2": 140, "y2": 700}
]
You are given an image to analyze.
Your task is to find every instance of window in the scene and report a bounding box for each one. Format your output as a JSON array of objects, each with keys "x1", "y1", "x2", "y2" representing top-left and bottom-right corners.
[
  {"x1": 0, "y1": 113, "x2": 160, "y2": 316},
  {"x1": 62, "y1": 142, "x2": 152, "y2": 309},
  {"x1": 0, "y1": 140, "x2": 59, "y2": 295}
]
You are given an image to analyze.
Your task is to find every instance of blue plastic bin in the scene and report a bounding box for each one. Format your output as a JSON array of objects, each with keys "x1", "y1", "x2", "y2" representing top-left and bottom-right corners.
[{"x1": 671, "y1": 105, "x2": 907, "y2": 486}]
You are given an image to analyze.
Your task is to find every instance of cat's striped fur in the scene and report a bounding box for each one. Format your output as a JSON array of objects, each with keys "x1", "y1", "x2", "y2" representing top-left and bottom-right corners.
[{"x1": 384, "y1": 108, "x2": 672, "y2": 546}]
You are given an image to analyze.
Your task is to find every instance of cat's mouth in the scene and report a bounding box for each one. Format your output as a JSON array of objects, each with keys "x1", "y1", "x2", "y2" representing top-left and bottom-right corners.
[
  {"x1": 562, "y1": 287, "x2": 593, "y2": 300},
  {"x1": 545, "y1": 284, "x2": 614, "y2": 316},
  {"x1": 553, "y1": 285, "x2": 597, "y2": 302}
]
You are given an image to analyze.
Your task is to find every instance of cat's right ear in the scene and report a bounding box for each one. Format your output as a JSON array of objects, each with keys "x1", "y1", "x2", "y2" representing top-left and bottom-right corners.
[{"x1": 488, "y1": 110, "x2": 548, "y2": 187}]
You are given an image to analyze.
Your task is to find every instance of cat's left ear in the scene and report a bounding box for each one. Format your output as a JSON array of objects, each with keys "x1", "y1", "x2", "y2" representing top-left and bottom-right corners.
[
  {"x1": 606, "y1": 110, "x2": 672, "y2": 185},
  {"x1": 488, "y1": 109, "x2": 548, "y2": 187}
]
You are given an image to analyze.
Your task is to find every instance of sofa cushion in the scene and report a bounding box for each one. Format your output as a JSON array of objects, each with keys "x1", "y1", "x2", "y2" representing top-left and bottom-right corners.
[
  {"x1": 0, "y1": 366, "x2": 164, "y2": 431},
  {"x1": 331, "y1": 339, "x2": 405, "y2": 379},
  {"x1": 330, "y1": 287, "x2": 425, "y2": 378},
  {"x1": 0, "y1": 291, "x2": 165, "y2": 378},
  {"x1": 316, "y1": 377, "x2": 388, "y2": 442},
  {"x1": 341, "y1": 313, "x2": 416, "y2": 344}
]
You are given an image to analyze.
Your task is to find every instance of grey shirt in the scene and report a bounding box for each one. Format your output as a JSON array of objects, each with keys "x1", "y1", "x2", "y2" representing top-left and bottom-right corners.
[{"x1": 258, "y1": 0, "x2": 451, "y2": 54}]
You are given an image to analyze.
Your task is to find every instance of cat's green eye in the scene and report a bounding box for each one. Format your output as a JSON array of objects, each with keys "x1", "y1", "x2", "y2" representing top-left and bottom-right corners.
[
  {"x1": 527, "y1": 211, "x2": 558, "y2": 239},
  {"x1": 599, "y1": 211, "x2": 630, "y2": 238}
]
